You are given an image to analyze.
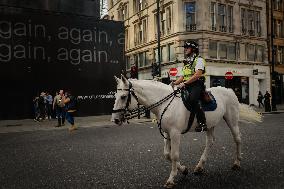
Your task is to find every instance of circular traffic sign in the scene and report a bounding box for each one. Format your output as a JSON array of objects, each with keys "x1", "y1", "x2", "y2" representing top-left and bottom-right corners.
[
  {"x1": 169, "y1": 68, "x2": 178, "y2": 76},
  {"x1": 225, "y1": 71, "x2": 233, "y2": 80}
]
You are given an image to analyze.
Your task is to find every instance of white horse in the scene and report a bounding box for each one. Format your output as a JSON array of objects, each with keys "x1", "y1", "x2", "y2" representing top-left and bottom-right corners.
[{"x1": 111, "y1": 75, "x2": 262, "y2": 188}]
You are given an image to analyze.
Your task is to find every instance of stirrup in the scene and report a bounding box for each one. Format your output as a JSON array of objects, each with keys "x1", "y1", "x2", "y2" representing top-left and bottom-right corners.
[{"x1": 195, "y1": 123, "x2": 208, "y2": 132}]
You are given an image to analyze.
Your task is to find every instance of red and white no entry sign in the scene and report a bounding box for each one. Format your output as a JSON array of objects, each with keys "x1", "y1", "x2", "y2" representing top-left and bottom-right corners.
[
  {"x1": 169, "y1": 68, "x2": 178, "y2": 76},
  {"x1": 225, "y1": 71, "x2": 233, "y2": 80}
]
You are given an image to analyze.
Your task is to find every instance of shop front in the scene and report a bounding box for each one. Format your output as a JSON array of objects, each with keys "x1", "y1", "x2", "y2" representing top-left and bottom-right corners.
[
  {"x1": 210, "y1": 76, "x2": 249, "y2": 104},
  {"x1": 206, "y1": 64, "x2": 270, "y2": 106}
]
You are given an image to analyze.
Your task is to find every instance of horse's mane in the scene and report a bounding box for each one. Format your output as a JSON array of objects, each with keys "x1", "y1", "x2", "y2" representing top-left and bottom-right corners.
[{"x1": 129, "y1": 79, "x2": 172, "y2": 92}]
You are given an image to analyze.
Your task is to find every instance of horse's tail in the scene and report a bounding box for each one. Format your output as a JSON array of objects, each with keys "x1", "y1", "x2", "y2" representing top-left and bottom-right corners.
[{"x1": 239, "y1": 103, "x2": 263, "y2": 123}]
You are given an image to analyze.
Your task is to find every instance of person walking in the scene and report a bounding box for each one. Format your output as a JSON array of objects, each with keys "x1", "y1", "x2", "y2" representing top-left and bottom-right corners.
[
  {"x1": 171, "y1": 41, "x2": 207, "y2": 132},
  {"x1": 45, "y1": 92, "x2": 53, "y2": 120},
  {"x1": 33, "y1": 96, "x2": 40, "y2": 121},
  {"x1": 63, "y1": 91, "x2": 78, "y2": 132},
  {"x1": 257, "y1": 91, "x2": 264, "y2": 108},
  {"x1": 38, "y1": 92, "x2": 46, "y2": 121},
  {"x1": 264, "y1": 91, "x2": 271, "y2": 112},
  {"x1": 53, "y1": 90, "x2": 65, "y2": 127}
]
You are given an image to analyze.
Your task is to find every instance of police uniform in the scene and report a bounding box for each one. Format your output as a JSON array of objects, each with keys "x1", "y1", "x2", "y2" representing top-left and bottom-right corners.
[{"x1": 182, "y1": 55, "x2": 207, "y2": 131}]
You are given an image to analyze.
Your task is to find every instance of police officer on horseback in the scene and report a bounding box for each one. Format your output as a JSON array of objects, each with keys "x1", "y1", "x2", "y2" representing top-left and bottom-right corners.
[{"x1": 171, "y1": 41, "x2": 208, "y2": 132}]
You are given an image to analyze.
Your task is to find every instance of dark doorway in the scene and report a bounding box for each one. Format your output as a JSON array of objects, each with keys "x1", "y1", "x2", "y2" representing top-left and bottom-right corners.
[{"x1": 210, "y1": 76, "x2": 249, "y2": 104}]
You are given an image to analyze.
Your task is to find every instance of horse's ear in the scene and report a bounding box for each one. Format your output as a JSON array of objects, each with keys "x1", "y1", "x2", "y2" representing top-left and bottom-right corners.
[
  {"x1": 121, "y1": 74, "x2": 127, "y2": 83},
  {"x1": 114, "y1": 75, "x2": 120, "y2": 84}
]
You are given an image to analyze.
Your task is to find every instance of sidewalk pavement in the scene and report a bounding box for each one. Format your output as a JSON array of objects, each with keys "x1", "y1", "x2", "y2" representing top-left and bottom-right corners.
[
  {"x1": 0, "y1": 115, "x2": 153, "y2": 134},
  {"x1": 253, "y1": 103, "x2": 284, "y2": 114},
  {"x1": 0, "y1": 104, "x2": 283, "y2": 134}
]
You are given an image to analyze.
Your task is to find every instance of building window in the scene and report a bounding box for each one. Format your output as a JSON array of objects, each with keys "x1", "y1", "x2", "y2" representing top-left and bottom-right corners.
[
  {"x1": 166, "y1": 6, "x2": 172, "y2": 35},
  {"x1": 134, "y1": 0, "x2": 146, "y2": 13},
  {"x1": 277, "y1": 46, "x2": 284, "y2": 64},
  {"x1": 168, "y1": 43, "x2": 175, "y2": 61},
  {"x1": 118, "y1": 6, "x2": 125, "y2": 21},
  {"x1": 155, "y1": 6, "x2": 172, "y2": 37},
  {"x1": 239, "y1": 43, "x2": 246, "y2": 60},
  {"x1": 255, "y1": 11, "x2": 261, "y2": 36},
  {"x1": 218, "y1": 4, "x2": 226, "y2": 32},
  {"x1": 134, "y1": 54, "x2": 138, "y2": 66},
  {"x1": 276, "y1": 20, "x2": 283, "y2": 38},
  {"x1": 247, "y1": 10, "x2": 255, "y2": 36},
  {"x1": 154, "y1": 48, "x2": 160, "y2": 63},
  {"x1": 227, "y1": 43, "x2": 236, "y2": 60},
  {"x1": 161, "y1": 46, "x2": 167, "y2": 63},
  {"x1": 247, "y1": 44, "x2": 255, "y2": 61},
  {"x1": 185, "y1": 2, "x2": 196, "y2": 31},
  {"x1": 219, "y1": 43, "x2": 227, "y2": 59},
  {"x1": 228, "y1": 6, "x2": 233, "y2": 33},
  {"x1": 138, "y1": 0, "x2": 143, "y2": 12},
  {"x1": 241, "y1": 8, "x2": 261, "y2": 36},
  {"x1": 145, "y1": 51, "x2": 150, "y2": 66},
  {"x1": 154, "y1": 44, "x2": 175, "y2": 63},
  {"x1": 274, "y1": 0, "x2": 283, "y2": 11},
  {"x1": 125, "y1": 4, "x2": 128, "y2": 19},
  {"x1": 256, "y1": 46, "x2": 264, "y2": 62},
  {"x1": 211, "y1": 2, "x2": 216, "y2": 31},
  {"x1": 134, "y1": 19, "x2": 147, "y2": 45},
  {"x1": 142, "y1": 19, "x2": 147, "y2": 43},
  {"x1": 241, "y1": 8, "x2": 247, "y2": 35},
  {"x1": 280, "y1": 20, "x2": 284, "y2": 38},
  {"x1": 139, "y1": 22, "x2": 143, "y2": 43},
  {"x1": 209, "y1": 41, "x2": 217, "y2": 58},
  {"x1": 280, "y1": 47, "x2": 284, "y2": 64},
  {"x1": 125, "y1": 28, "x2": 129, "y2": 49},
  {"x1": 138, "y1": 52, "x2": 146, "y2": 67},
  {"x1": 161, "y1": 11, "x2": 166, "y2": 36},
  {"x1": 126, "y1": 56, "x2": 131, "y2": 70}
]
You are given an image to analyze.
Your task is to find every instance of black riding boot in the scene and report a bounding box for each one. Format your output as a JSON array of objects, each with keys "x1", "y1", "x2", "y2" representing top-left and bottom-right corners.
[{"x1": 195, "y1": 105, "x2": 208, "y2": 132}]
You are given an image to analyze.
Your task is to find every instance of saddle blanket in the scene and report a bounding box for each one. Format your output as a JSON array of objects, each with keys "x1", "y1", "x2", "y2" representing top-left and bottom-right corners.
[{"x1": 181, "y1": 91, "x2": 217, "y2": 112}]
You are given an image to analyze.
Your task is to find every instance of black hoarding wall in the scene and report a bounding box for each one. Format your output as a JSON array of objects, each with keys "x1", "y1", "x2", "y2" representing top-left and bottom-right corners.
[
  {"x1": 0, "y1": 0, "x2": 100, "y2": 18},
  {"x1": 0, "y1": 11, "x2": 125, "y2": 119}
]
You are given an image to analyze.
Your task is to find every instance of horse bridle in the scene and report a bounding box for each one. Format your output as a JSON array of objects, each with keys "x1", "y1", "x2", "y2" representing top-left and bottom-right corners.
[
  {"x1": 112, "y1": 81, "x2": 139, "y2": 117},
  {"x1": 112, "y1": 80, "x2": 183, "y2": 139}
]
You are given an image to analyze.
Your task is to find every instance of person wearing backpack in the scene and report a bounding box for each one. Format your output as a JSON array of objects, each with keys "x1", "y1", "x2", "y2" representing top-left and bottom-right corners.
[
  {"x1": 63, "y1": 91, "x2": 78, "y2": 132},
  {"x1": 53, "y1": 90, "x2": 65, "y2": 127}
]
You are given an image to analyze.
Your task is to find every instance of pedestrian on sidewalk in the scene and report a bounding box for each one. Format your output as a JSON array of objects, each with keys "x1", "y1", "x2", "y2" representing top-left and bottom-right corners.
[
  {"x1": 264, "y1": 91, "x2": 271, "y2": 112},
  {"x1": 33, "y1": 96, "x2": 40, "y2": 121},
  {"x1": 53, "y1": 89, "x2": 65, "y2": 127},
  {"x1": 63, "y1": 90, "x2": 78, "y2": 132},
  {"x1": 45, "y1": 92, "x2": 53, "y2": 120},
  {"x1": 38, "y1": 92, "x2": 46, "y2": 121},
  {"x1": 257, "y1": 91, "x2": 264, "y2": 108}
]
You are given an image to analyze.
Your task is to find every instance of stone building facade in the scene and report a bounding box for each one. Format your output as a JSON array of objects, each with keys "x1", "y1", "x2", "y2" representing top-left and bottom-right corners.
[
  {"x1": 108, "y1": 0, "x2": 270, "y2": 105},
  {"x1": 267, "y1": 0, "x2": 284, "y2": 104}
]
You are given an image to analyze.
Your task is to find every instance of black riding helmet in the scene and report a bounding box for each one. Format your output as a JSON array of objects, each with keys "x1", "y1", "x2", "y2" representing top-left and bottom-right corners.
[
  {"x1": 183, "y1": 41, "x2": 199, "y2": 53},
  {"x1": 184, "y1": 41, "x2": 198, "y2": 49}
]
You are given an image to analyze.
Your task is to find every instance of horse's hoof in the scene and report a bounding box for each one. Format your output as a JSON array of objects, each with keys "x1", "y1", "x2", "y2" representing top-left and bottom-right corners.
[
  {"x1": 231, "y1": 164, "x2": 241, "y2": 171},
  {"x1": 182, "y1": 167, "x2": 189, "y2": 175},
  {"x1": 164, "y1": 181, "x2": 175, "y2": 189},
  {"x1": 193, "y1": 167, "x2": 204, "y2": 175}
]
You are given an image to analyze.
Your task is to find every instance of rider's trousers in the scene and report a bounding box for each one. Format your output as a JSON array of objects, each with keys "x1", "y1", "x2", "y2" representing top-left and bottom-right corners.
[{"x1": 185, "y1": 80, "x2": 206, "y2": 125}]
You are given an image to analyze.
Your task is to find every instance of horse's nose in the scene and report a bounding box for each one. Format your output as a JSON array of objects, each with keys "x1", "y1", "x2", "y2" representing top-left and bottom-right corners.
[{"x1": 114, "y1": 119, "x2": 120, "y2": 124}]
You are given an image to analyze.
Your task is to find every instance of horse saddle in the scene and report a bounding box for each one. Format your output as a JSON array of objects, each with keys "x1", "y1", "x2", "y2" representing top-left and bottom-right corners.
[{"x1": 181, "y1": 89, "x2": 217, "y2": 112}]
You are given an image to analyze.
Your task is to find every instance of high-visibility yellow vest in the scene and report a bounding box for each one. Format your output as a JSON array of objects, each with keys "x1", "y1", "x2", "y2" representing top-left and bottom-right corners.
[{"x1": 182, "y1": 57, "x2": 206, "y2": 81}]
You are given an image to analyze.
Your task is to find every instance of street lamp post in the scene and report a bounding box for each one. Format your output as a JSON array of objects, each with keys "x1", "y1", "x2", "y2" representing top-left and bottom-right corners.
[
  {"x1": 270, "y1": 2, "x2": 277, "y2": 111},
  {"x1": 156, "y1": 0, "x2": 161, "y2": 77}
]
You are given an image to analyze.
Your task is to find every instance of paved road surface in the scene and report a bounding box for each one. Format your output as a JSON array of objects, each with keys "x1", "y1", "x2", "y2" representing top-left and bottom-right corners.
[{"x1": 0, "y1": 114, "x2": 283, "y2": 189}]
